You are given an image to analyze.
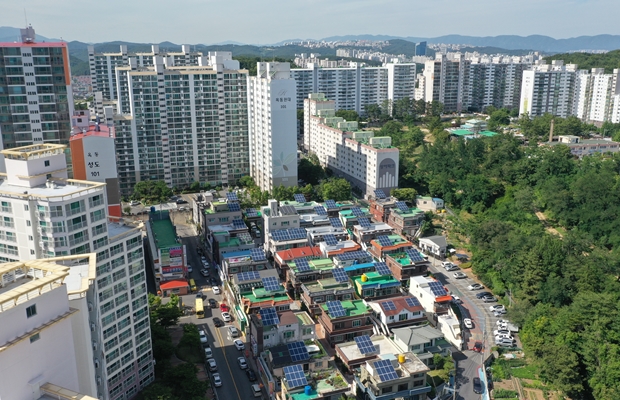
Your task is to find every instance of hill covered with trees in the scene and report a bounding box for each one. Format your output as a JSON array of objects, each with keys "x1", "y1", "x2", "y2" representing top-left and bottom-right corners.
[{"x1": 544, "y1": 49, "x2": 620, "y2": 72}]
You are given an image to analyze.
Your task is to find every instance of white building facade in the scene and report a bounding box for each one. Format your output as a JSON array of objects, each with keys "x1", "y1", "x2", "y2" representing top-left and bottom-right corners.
[
  {"x1": 519, "y1": 61, "x2": 579, "y2": 118},
  {"x1": 249, "y1": 62, "x2": 298, "y2": 192}
]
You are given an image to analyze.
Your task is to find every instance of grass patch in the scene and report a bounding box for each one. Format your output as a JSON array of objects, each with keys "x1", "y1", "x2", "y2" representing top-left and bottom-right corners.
[
  {"x1": 427, "y1": 370, "x2": 446, "y2": 387},
  {"x1": 494, "y1": 388, "x2": 519, "y2": 398},
  {"x1": 511, "y1": 364, "x2": 538, "y2": 380}
]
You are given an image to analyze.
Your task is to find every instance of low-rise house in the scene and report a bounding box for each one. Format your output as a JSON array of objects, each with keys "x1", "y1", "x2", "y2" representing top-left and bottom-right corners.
[
  {"x1": 320, "y1": 239, "x2": 362, "y2": 258},
  {"x1": 280, "y1": 363, "x2": 349, "y2": 400},
  {"x1": 265, "y1": 227, "x2": 310, "y2": 257},
  {"x1": 200, "y1": 198, "x2": 244, "y2": 235},
  {"x1": 415, "y1": 196, "x2": 444, "y2": 212},
  {"x1": 548, "y1": 136, "x2": 620, "y2": 157},
  {"x1": 368, "y1": 193, "x2": 398, "y2": 222},
  {"x1": 305, "y1": 226, "x2": 349, "y2": 246},
  {"x1": 418, "y1": 235, "x2": 447, "y2": 258},
  {"x1": 385, "y1": 250, "x2": 430, "y2": 284},
  {"x1": 274, "y1": 245, "x2": 323, "y2": 276},
  {"x1": 338, "y1": 206, "x2": 371, "y2": 229},
  {"x1": 367, "y1": 295, "x2": 426, "y2": 331},
  {"x1": 392, "y1": 325, "x2": 452, "y2": 365},
  {"x1": 287, "y1": 257, "x2": 335, "y2": 286},
  {"x1": 352, "y1": 271, "x2": 402, "y2": 300},
  {"x1": 351, "y1": 220, "x2": 394, "y2": 245},
  {"x1": 367, "y1": 234, "x2": 414, "y2": 261},
  {"x1": 354, "y1": 353, "x2": 431, "y2": 400},
  {"x1": 436, "y1": 311, "x2": 463, "y2": 350},
  {"x1": 220, "y1": 248, "x2": 272, "y2": 279},
  {"x1": 206, "y1": 224, "x2": 255, "y2": 265},
  {"x1": 249, "y1": 308, "x2": 315, "y2": 354},
  {"x1": 300, "y1": 278, "x2": 355, "y2": 316},
  {"x1": 318, "y1": 300, "x2": 374, "y2": 345},
  {"x1": 332, "y1": 250, "x2": 374, "y2": 268},
  {"x1": 335, "y1": 334, "x2": 401, "y2": 369},
  {"x1": 386, "y1": 205, "x2": 425, "y2": 237},
  {"x1": 408, "y1": 276, "x2": 451, "y2": 315}
]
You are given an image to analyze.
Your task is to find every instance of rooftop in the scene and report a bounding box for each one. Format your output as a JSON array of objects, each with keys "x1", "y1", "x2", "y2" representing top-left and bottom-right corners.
[
  {"x1": 0, "y1": 178, "x2": 104, "y2": 200},
  {"x1": 303, "y1": 278, "x2": 352, "y2": 294},
  {"x1": 321, "y1": 300, "x2": 370, "y2": 319},
  {"x1": 353, "y1": 271, "x2": 401, "y2": 290},
  {"x1": 336, "y1": 334, "x2": 401, "y2": 363},
  {"x1": 392, "y1": 325, "x2": 445, "y2": 346},
  {"x1": 391, "y1": 206, "x2": 425, "y2": 218},
  {"x1": 150, "y1": 214, "x2": 178, "y2": 248},
  {"x1": 290, "y1": 258, "x2": 334, "y2": 274}
]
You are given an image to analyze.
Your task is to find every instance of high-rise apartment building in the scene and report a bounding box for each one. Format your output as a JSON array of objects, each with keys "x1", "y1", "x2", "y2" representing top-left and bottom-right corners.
[
  {"x1": 88, "y1": 44, "x2": 203, "y2": 102},
  {"x1": 467, "y1": 56, "x2": 529, "y2": 112},
  {"x1": 0, "y1": 26, "x2": 73, "y2": 166},
  {"x1": 113, "y1": 53, "x2": 249, "y2": 195},
  {"x1": 249, "y1": 62, "x2": 298, "y2": 192},
  {"x1": 519, "y1": 61, "x2": 578, "y2": 118},
  {"x1": 0, "y1": 143, "x2": 153, "y2": 399},
  {"x1": 304, "y1": 94, "x2": 399, "y2": 196},
  {"x1": 290, "y1": 62, "x2": 416, "y2": 114},
  {"x1": 573, "y1": 68, "x2": 620, "y2": 123},
  {"x1": 423, "y1": 54, "x2": 470, "y2": 113}
]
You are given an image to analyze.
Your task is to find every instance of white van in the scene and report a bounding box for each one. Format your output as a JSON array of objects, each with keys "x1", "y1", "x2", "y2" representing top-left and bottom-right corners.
[{"x1": 251, "y1": 384, "x2": 262, "y2": 398}]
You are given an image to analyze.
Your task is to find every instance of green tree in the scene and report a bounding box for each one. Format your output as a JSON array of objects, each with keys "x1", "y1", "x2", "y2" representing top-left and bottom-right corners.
[
  {"x1": 149, "y1": 293, "x2": 182, "y2": 329},
  {"x1": 335, "y1": 109, "x2": 360, "y2": 122},
  {"x1": 319, "y1": 178, "x2": 351, "y2": 201},
  {"x1": 238, "y1": 175, "x2": 256, "y2": 188},
  {"x1": 298, "y1": 158, "x2": 325, "y2": 185},
  {"x1": 132, "y1": 181, "x2": 173, "y2": 204},
  {"x1": 390, "y1": 188, "x2": 417, "y2": 203},
  {"x1": 363, "y1": 104, "x2": 382, "y2": 122},
  {"x1": 138, "y1": 382, "x2": 176, "y2": 400}
]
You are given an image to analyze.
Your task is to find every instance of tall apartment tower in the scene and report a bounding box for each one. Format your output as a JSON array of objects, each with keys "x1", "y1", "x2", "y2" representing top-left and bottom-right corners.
[
  {"x1": 423, "y1": 54, "x2": 470, "y2": 113},
  {"x1": 88, "y1": 44, "x2": 203, "y2": 101},
  {"x1": 249, "y1": 62, "x2": 298, "y2": 192},
  {"x1": 113, "y1": 53, "x2": 249, "y2": 195},
  {"x1": 519, "y1": 61, "x2": 579, "y2": 118},
  {"x1": 573, "y1": 68, "x2": 620, "y2": 123},
  {"x1": 0, "y1": 144, "x2": 153, "y2": 399},
  {"x1": 0, "y1": 26, "x2": 73, "y2": 167},
  {"x1": 467, "y1": 56, "x2": 530, "y2": 112}
]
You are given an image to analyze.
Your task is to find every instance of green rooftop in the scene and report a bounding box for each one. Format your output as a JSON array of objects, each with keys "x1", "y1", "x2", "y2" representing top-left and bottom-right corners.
[
  {"x1": 353, "y1": 271, "x2": 400, "y2": 287},
  {"x1": 290, "y1": 258, "x2": 334, "y2": 273},
  {"x1": 150, "y1": 216, "x2": 177, "y2": 248},
  {"x1": 242, "y1": 292, "x2": 291, "y2": 304},
  {"x1": 321, "y1": 299, "x2": 370, "y2": 319},
  {"x1": 393, "y1": 206, "x2": 424, "y2": 218},
  {"x1": 339, "y1": 208, "x2": 370, "y2": 219},
  {"x1": 479, "y1": 130, "x2": 498, "y2": 137},
  {"x1": 451, "y1": 129, "x2": 475, "y2": 136}
]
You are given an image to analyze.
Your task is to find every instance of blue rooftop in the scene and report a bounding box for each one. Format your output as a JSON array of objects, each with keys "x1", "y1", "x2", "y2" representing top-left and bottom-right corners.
[{"x1": 343, "y1": 262, "x2": 375, "y2": 272}]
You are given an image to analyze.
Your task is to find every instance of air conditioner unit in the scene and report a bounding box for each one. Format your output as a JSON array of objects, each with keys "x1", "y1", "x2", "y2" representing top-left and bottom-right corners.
[
  {"x1": 97, "y1": 376, "x2": 102, "y2": 385},
  {"x1": 92, "y1": 341, "x2": 98, "y2": 351},
  {"x1": 90, "y1": 322, "x2": 96, "y2": 332},
  {"x1": 88, "y1": 302, "x2": 94, "y2": 312},
  {"x1": 94, "y1": 358, "x2": 100, "y2": 368}
]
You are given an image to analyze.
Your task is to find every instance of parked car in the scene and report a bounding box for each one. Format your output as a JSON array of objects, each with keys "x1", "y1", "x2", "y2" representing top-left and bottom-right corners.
[
  {"x1": 228, "y1": 326, "x2": 239, "y2": 338},
  {"x1": 494, "y1": 309, "x2": 507, "y2": 317},
  {"x1": 212, "y1": 373, "x2": 222, "y2": 387},
  {"x1": 206, "y1": 358, "x2": 217, "y2": 372},
  {"x1": 201, "y1": 256, "x2": 207, "y2": 264},
  {"x1": 494, "y1": 329, "x2": 510, "y2": 336},
  {"x1": 176, "y1": 198, "x2": 188, "y2": 204},
  {"x1": 476, "y1": 291, "x2": 492, "y2": 299},
  {"x1": 220, "y1": 303, "x2": 229, "y2": 312},
  {"x1": 237, "y1": 357, "x2": 248, "y2": 369},
  {"x1": 496, "y1": 338, "x2": 516, "y2": 347},
  {"x1": 233, "y1": 338, "x2": 245, "y2": 350},
  {"x1": 490, "y1": 305, "x2": 506, "y2": 313},
  {"x1": 473, "y1": 377, "x2": 483, "y2": 394},
  {"x1": 443, "y1": 262, "x2": 459, "y2": 271},
  {"x1": 199, "y1": 330, "x2": 208, "y2": 344},
  {"x1": 473, "y1": 342, "x2": 483, "y2": 352},
  {"x1": 208, "y1": 298, "x2": 217, "y2": 308},
  {"x1": 453, "y1": 272, "x2": 467, "y2": 279},
  {"x1": 468, "y1": 283, "x2": 484, "y2": 291},
  {"x1": 187, "y1": 264, "x2": 193, "y2": 273},
  {"x1": 496, "y1": 319, "x2": 509, "y2": 326},
  {"x1": 210, "y1": 277, "x2": 219, "y2": 286},
  {"x1": 213, "y1": 286, "x2": 221, "y2": 295},
  {"x1": 200, "y1": 269, "x2": 210, "y2": 277},
  {"x1": 130, "y1": 200, "x2": 140, "y2": 206},
  {"x1": 204, "y1": 346, "x2": 212, "y2": 358},
  {"x1": 246, "y1": 369, "x2": 257, "y2": 381},
  {"x1": 495, "y1": 334, "x2": 514, "y2": 342},
  {"x1": 221, "y1": 312, "x2": 232, "y2": 322},
  {"x1": 463, "y1": 318, "x2": 473, "y2": 329},
  {"x1": 213, "y1": 317, "x2": 224, "y2": 327},
  {"x1": 482, "y1": 295, "x2": 497, "y2": 303}
]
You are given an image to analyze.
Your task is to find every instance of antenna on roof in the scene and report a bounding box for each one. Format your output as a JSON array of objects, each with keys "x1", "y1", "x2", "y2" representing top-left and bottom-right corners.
[{"x1": 24, "y1": 8, "x2": 28, "y2": 27}]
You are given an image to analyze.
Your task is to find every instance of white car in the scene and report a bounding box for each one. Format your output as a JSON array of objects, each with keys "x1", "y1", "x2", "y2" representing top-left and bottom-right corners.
[
  {"x1": 201, "y1": 256, "x2": 207, "y2": 264},
  {"x1": 495, "y1": 334, "x2": 514, "y2": 342},
  {"x1": 228, "y1": 326, "x2": 239, "y2": 338},
  {"x1": 199, "y1": 330, "x2": 208, "y2": 344},
  {"x1": 496, "y1": 319, "x2": 509, "y2": 326},
  {"x1": 212, "y1": 373, "x2": 222, "y2": 387},
  {"x1": 468, "y1": 283, "x2": 484, "y2": 291},
  {"x1": 187, "y1": 264, "x2": 193, "y2": 273},
  {"x1": 237, "y1": 357, "x2": 248, "y2": 369},
  {"x1": 494, "y1": 329, "x2": 510, "y2": 336},
  {"x1": 233, "y1": 338, "x2": 245, "y2": 350},
  {"x1": 221, "y1": 312, "x2": 232, "y2": 322},
  {"x1": 463, "y1": 318, "x2": 473, "y2": 329},
  {"x1": 494, "y1": 309, "x2": 507, "y2": 316},
  {"x1": 206, "y1": 358, "x2": 217, "y2": 372},
  {"x1": 213, "y1": 286, "x2": 221, "y2": 295},
  {"x1": 453, "y1": 272, "x2": 467, "y2": 279},
  {"x1": 490, "y1": 305, "x2": 506, "y2": 313},
  {"x1": 130, "y1": 200, "x2": 140, "y2": 206}
]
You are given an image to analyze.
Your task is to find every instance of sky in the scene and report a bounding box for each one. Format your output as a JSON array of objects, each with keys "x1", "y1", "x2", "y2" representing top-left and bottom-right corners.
[{"x1": 2, "y1": 0, "x2": 620, "y2": 44}]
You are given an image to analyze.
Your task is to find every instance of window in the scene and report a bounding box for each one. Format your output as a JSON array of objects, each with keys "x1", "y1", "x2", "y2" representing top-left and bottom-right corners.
[
  {"x1": 30, "y1": 333, "x2": 40, "y2": 343},
  {"x1": 352, "y1": 319, "x2": 361, "y2": 327},
  {"x1": 398, "y1": 313, "x2": 408, "y2": 321},
  {"x1": 26, "y1": 304, "x2": 37, "y2": 318},
  {"x1": 44, "y1": 160, "x2": 50, "y2": 167}
]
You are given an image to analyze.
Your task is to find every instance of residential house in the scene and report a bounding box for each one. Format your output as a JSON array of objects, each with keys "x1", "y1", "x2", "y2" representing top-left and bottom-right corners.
[
  {"x1": 287, "y1": 257, "x2": 335, "y2": 287},
  {"x1": 280, "y1": 362, "x2": 349, "y2": 400},
  {"x1": 354, "y1": 354, "x2": 431, "y2": 400},
  {"x1": 335, "y1": 334, "x2": 401, "y2": 369},
  {"x1": 300, "y1": 278, "x2": 355, "y2": 316},
  {"x1": 392, "y1": 325, "x2": 452, "y2": 366},
  {"x1": 248, "y1": 308, "x2": 315, "y2": 354},
  {"x1": 332, "y1": 251, "x2": 374, "y2": 268},
  {"x1": 418, "y1": 236, "x2": 447, "y2": 258},
  {"x1": 220, "y1": 248, "x2": 272, "y2": 279},
  {"x1": 367, "y1": 235, "x2": 414, "y2": 261},
  {"x1": 386, "y1": 206, "x2": 425, "y2": 238},
  {"x1": 305, "y1": 225, "x2": 349, "y2": 246},
  {"x1": 409, "y1": 276, "x2": 452, "y2": 315},
  {"x1": 274, "y1": 246, "x2": 323, "y2": 276},
  {"x1": 367, "y1": 295, "x2": 426, "y2": 331},
  {"x1": 368, "y1": 196, "x2": 398, "y2": 223},
  {"x1": 206, "y1": 225, "x2": 255, "y2": 265},
  {"x1": 352, "y1": 271, "x2": 402, "y2": 300},
  {"x1": 318, "y1": 300, "x2": 374, "y2": 345},
  {"x1": 351, "y1": 220, "x2": 394, "y2": 245},
  {"x1": 415, "y1": 196, "x2": 444, "y2": 212},
  {"x1": 385, "y1": 250, "x2": 430, "y2": 284}
]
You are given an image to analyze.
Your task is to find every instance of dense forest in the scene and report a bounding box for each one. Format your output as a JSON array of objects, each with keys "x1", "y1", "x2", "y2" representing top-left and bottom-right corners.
[
  {"x1": 405, "y1": 132, "x2": 620, "y2": 399},
  {"x1": 545, "y1": 49, "x2": 620, "y2": 73}
]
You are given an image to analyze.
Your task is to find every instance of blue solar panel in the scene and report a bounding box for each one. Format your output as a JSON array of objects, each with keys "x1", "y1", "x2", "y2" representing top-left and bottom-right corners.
[
  {"x1": 377, "y1": 236, "x2": 392, "y2": 247},
  {"x1": 227, "y1": 192, "x2": 239, "y2": 201},
  {"x1": 337, "y1": 250, "x2": 372, "y2": 262},
  {"x1": 290, "y1": 228, "x2": 307, "y2": 240},
  {"x1": 326, "y1": 301, "x2": 346, "y2": 318},
  {"x1": 294, "y1": 193, "x2": 306, "y2": 203},
  {"x1": 405, "y1": 297, "x2": 421, "y2": 307},
  {"x1": 374, "y1": 189, "x2": 387, "y2": 199},
  {"x1": 250, "y1": 248, "x2": 266, "y2": 261},
  {"x1": 332, "y1": 268, "x2": 348, "y2": 283},
  {"x1": 405, "y1": 249, "x2": 425, "y2": 263},
  {"x1": 428, "y1": 282, "x2": 447, "y2": 296},
  {"x1": 358, "y1": 218, "x2": 371, "y2": 228},
  {"x1": 350, "y1": 207, "x2": 364, "y2": 217},
  {"x1": 323, "y1": 234, "x2": 338, "y2": 246},
  {"x1": 287, "y1": 341, "x2": 310, "y2": 362},
  {"x1": 374, "y1": 262, "x2": 391, "y2": 276},
  {"x1": 259, "y1": 307, "x2": 280, "y2": 326},
  {"x1": 374, "y1": 359, "x2": 399, "y2": 382},
  {"x1": 380, "y1": 300, "x2": 396, "y2": 311},
  {"x1": 283, "y1": 365, "x2": 307, "y2": 388},
  {"x1": 325, "y1": 200, "x2": 337, "y2": 209},
  {"x1": 238, "y1": 271, "x2": 261, "y2": 282},
  {"x1": 395, "y1": 201, "x2": 409, "y2": 212},
  {"x1": 354, "y1": 335, "x2": 378, "y2": 355},
  {"x1": 295, "y1": 258, "x2": 310, "y2": 272},
  {"x1": 262, "y1": 276, "x2": 280, "y2": 292},
  {"x1": 228, "y1": 202, "x2": 241, "y2": 212},
  {"x1": 272, "y1": 230, "x2": 286, "y2": 241},
  {"x1": 232, "y1": 219, "x2": 246, "y2": 229},
  {"x1": 314, "y1": 206, "x2": 327, "y2": 215},
  {"x1": 245, "y1": 208, "x2": 258, "y2": 217},
  {"x1": 329, "y1": 218, "x2": 343, "y2": 228}
]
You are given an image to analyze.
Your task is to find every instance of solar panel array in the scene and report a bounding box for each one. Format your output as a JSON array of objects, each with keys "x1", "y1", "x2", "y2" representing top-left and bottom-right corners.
[
  {"x1": 374, "y1": 359, "x2": 399, "y2": 382},
  {"x1": 238, "y1": 232, "x2": 252, "y2": 242},
  {"x1": 374, "y1": 262, "x2": 391, "y2": 276},
  {"x1": 332, "y1": 268, "x2": 349, "y2": 283},
  {"x1": 259, "y1": 307, "x2": 280, "y2": 326},
  {"x1": 227, "y1": 202, "x2": 241, "y2": 212},
  {"x1": 329, "y1": 218, "x2": 343, "y2": 228},
  {"x1": 272, "y1": 228, "x2": 307, "y2": 242},
  {"x1": 428, "y1": 281, "x2": 448, "y2": 296},
  {"x1": 395, "y1": 201, "x2": 409, "y2": 212},
  {"x1": 262, "y1": 276, "x2": 280, "y2": 292},
  {"x1": 380, "y1": 300, "x2": 396, "y2": 311},
  {"x1": 405, "y1": 249, "x2": 425, "y2": 262},
  {"x1": 374, "y1": 189, "x2": 387, "y2": 199},
  {"x1": 237, "y1": 270, "x2": 261, "y2": 282},
  {"x1": 350, "y1": 207, "x2": 364, "y2": 217},
  {"x1": 245, "y1": 208, "x2": 258, "y2": 217},
  {"x1": 280, "y1": 205, "x2": 297, "y2": 216},
  {"x1": 314, "y1": 206, "x2": 327, "y2": 215},
  {"x1": 283, "y1": 365, "x2": 307, "y2": 388},
  {"x1": 295, "y1": 257, "x2": 310, "y2": 272},
  {"x1": 358, "y1": 217, "x2": 371, "y2": 228},
  {"x1": 323, "y1": 234, "x2": 338, "y2": 246},
  {"x1": 232, "y1": 219, "x2": 246, "y2": 229},
  {"x1": 227, "y1": 192, "x2": 239, "y2": 201},
  {"x1": 377, "y1": 235, "x2": 392, "y2": 247},
  {"x1": 294, "y1": 193, "x2": 306, "y2": 203},
  {"x1": 405, "y1": 297, "x2": 421, "y2": 307},
  {"x1": 325, "y1": 199, "x2": 337, "y2": 209},
  {"x1": 337, "y1": 250, "x2": 372, "y2": 261},
  {"x1": 354, "y1": 335, "x2": 378, "y2": 355},
  {"x1": 287, "y1": 341, "x2": 310, "y2": 362},
  {"x1": 250, "y1": 248, "x2": 266, "y2": 261},
  {"x1": 326, "y1": 300, "x2": 347, "y2": 318}
]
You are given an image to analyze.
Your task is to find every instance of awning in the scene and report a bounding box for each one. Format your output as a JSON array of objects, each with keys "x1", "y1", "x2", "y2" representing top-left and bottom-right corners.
[{"x1": 160, "y1": 279, "x2": 189, "y2": 290}]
